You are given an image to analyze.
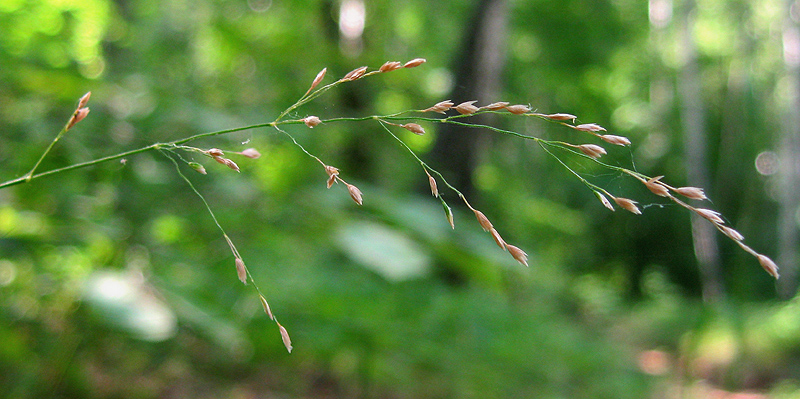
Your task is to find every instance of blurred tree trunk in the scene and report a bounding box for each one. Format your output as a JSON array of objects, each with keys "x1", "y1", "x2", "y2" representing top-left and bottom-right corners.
[
  {"x1": 777, "y1": 0, "x2": 800, "y2": 298},
  {"x1": 429, "y1": 0, "x2": 508, "y2": 200},
  {"x1": 677, "y1": 1, "x2": 724, "y2": 301}
]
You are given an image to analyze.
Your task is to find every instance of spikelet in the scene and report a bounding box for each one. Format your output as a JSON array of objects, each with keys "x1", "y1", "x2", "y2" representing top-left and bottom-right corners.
[
  {"x1": 455, "y1": 101, "x2": 480, "y2": 115},
  {"x1": 304, "y1": 67, "x2": 327, "y2": 96},
  {"x1": 507, "y1": 245, "x2": 529, "y2": 267},
  {"x1": 506, "y1": 104, "x2": 531, "y2": 115},
  {"x1": 596, "y1": 192, "x2": 614, "y2": 211},
  {"x1": 472, "y1": 209, "x2": 493, "y2": 231},
  {"x1": 403, "y1": 58, "x2": 426, "y2": 68},
  {"x1": 239, "y1": 148, "x2": 261, "y2": 159},
  {"x1": 188, "y1": 162, "x2": 207, "y2": 175},
  {"x1": 600, "y1": 134, "x2": 631, "y2": 146},
  {"x1": 543, "y1": 113, "x2": 577, "y2": 121},
  {"x1": 343, "y1": 66, "x2": 368, "y2": 81},
  {"x1": 758, "y1": 254, "x2": 780, "y2": 279},
  {"x1": 645, "y1": 176, "x2": 670, "y2": 197},
  {"x1": 346, "y1": 183, "x2": 363, "y2": 205},
  {"x1": 423, "y1": 100, "x2": 454, "y2": 114},
  {"x1": 277, "y1": 322, "x2": 293, "y2": 353},
  {"x1": 235, "y1": 257, "x2": 247, "y2": 284},
  {"x1": 674, "y1": 186, "x2": 707, "y2": 200},
  {"x1": 574, "y1": 123, "x2": 607, "y2": 132},
  {"x1": 483, "y1": 102, "x2": 509, "y2": 110},
  {"x1": 577, "y1": 144, "x2": 607, "y2": 159},
  {"x1": 613, "y1": 197, "x2": 641, "y2": 215},
  {"x1": 425, "y1": 170, "x2": 438, "y2": 197},
  {"x1": 401, "y1": 123, "x2": 425, "y2": 135},
  {"x1": 303, "y1": 116, "x2": 322, "y2": 128},
  {"x1": 379, "y1": 61, "x2": 402, "y2": 72},
  {"x1": 259, "y1": 294, "x2": 274, "y2": 320},
  {"x1": 695, "y1": 208, "x2": 724, "y2": 224},
  {"x1": 442, "y1": 201, "x2": 455, "y2": 229},
  {"x1": 490, "y1": 228, "x2": 506, "y2": 250}
]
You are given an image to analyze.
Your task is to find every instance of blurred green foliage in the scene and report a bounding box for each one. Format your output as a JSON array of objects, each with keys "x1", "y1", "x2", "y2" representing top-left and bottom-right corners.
[{"x1": 1, "y1": 0, "x2": 799, "y2": 397}]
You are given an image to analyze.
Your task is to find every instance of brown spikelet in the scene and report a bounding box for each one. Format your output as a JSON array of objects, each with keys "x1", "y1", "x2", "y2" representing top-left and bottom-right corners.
[
  {"x1": 425, "y1": 170, "x2": 438, "y2": 197},
  {"x1": 303, "y1": 116, "x2": 322, "y2": 128},
  {"x1": 506, "y1": 104, "x2": 531, "y2": 115},
  {"x1": 401, "y1": 123, "x2": 425, "y2": 135},
  {"x1": 379, "y1": 61, "x2": 402, "y2": 72},
  {"x1": 507, "y1": 245, "x2": 529, "y2": 267},
  {"x1": 239, "y1": 148, "x2": 261, "y2": 159},
  {"x1": 259, "y1": 294, "x2": 274, "y2": 320},
  {"x1": 483, "y1": 101, "x2": 509, "y2": 110},
  {"x1": 472, "y1": 209, "x2": 493, "y2": 231},
  {"x1": 574, "y1": 123, "x2": 607, "y2": 132},
  {"x1": 324, "y1": 165, "x2": 340, "y2": 188},
  {"x1": 78, "y1": 91, "x2": 92, "y2": 108},
  {"x1": 423, "y1": 100, "x2": 454, "y2": 114},
  {"x1": 455, "y1": 101, "x2": 480, "y2": 115},
  {"x1": 66, "y1": 107, "x2": 90, "y2": 130},
  {"x1": 645, "y1": 176, "x2": 670, "y2": 197},
  {"x1": 207, "y1": 148, "x2": 224, "y2": 157},
  {"x1": 343, "y1": 66, "x2": 368, "y2": 81},
  {"x1": 674, "y1": 186, "x2": 707, "y2": 200},
  {"x1": 613, "y1": 197, "x2": 641, "y2": 215},
  {"x1": 577, "y1": 144, "x2": 607, "y2": 159},
  {"x1": 277, "y1": 322, "x2": 293, "y2": 353},
  {"x1": 758, "y1": 254, "x2": 780, "y2": 279},
  {"x1": 235, "y1": 257, "x2": 247, "y2": 284},
  {"x1": 403, "y1": 58, "x2": 427, "y2": 68},
  {"x1": 215, "y1": 157, "x2": 240, "y2": 172},
  {"x1": 544, "y1": 113, "x2": 577, "y2": 121},
  {"x1": 695, "y1": 208, "x2": 724, "y2": 224},
  {"x1": 600, "y1": 134, "x2": 631, "y2": 146},
  {"x1": 490, "y1": 228, "x2": 507, "y2": 250},
  {"x1": 305, "y1": 67, "x2": 327, "y2": 95},
  {"x1": 596, "y1": 192, "x2": 614, "y2": 211},
  {"x1": 347, "y1": 183, "x2": 363, "y2": 205},
  {"x1": 719, "y1": 225, "x2": 744, "y2": 241}
]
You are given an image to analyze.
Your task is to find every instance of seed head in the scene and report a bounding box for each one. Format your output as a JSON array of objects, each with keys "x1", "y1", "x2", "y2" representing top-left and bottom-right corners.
[
  {"x1": 695, "y1": 208, "x2": 724, "y2": 224},
  {"x1": 574, "y1": 123, "x2": 607, "y2": 132},
  {"x1": 544, "y1": 113, "x2": 577, "y2": 121},
  {"x1": 347, "y1": 183, "x2": 363, "y2": 205},
  {"x1": 506, "y1": 104, "x2": 531, "y2": 115},
  {"x1": 401, "y1": 123, "x2": 425, "y2": 135},
  {"x1": 490, "y1": 228, "x2": 507, "y2": 250},
  {"x1": 235, "y1": 257, "x2": 247, "y2": 284},
  {"x1": 600, "y1": 134, "x2": 631, "y2": 146},
  {"x1": 758, "y1": 254, "x2": 780, "y2": 279},
  {"x1": 675, "y1": 186, "x2": 707, "y2": 200},
  {"x1": 259, "y1": 294, "x2": 274, "y2": 320},
  {"x1": 507, "y1": 245, "x2": 529, "y2": 267},
  {"x1": 483, "y1": 102, "x2": 509, "y2": 110},
  {"x1": 645, "y1": 176, "x2": 670, "y2": 197},
  {"x1": 472, "y1": 209, "x2": 493, "y2": 231},
  {"x1": 455, "y1": 100, "x2": 480, "y2": 115},
  {"x1": 343, "y1": 66, "x2": 368, "y2": 81},
  {"x1": 424, "y1": 100, "x2": 454, "y2": 114},
  {"x1": 379, "y1": 61, "x2": 402, "y2": 72},
  {"x1": 277, "y1": 321, "x2": 293, "y2": 353},
  {"x1": 207, "y1": 148, "x2": 224, "y2": 157},
  {"x1": 403, "y1": 58, "x2": 427, "y2": 68},
  {"x1": 613, "y1": 197, "x2": 641, "y2": 214},
  {"x1": 595, "y1": 192, "x2": 614, "y2": 211},
  {"x1": 303, "y1": 116, "x2": 322, "y2": 128},
  {"x1": 239, "y1": 148, "x2": 261, "y2": 159},
  {"x1": 577, "y1": 144, "x2": 607, "y2": 159}
]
